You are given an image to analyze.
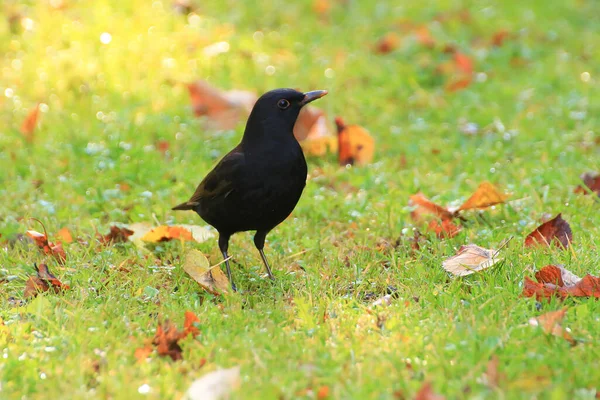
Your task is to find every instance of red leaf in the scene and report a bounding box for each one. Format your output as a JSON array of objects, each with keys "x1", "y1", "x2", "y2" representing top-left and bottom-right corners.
[
  {"x1": 523, "y1": 265, "x2": 600, "y2": 300},
  {"x1": 20, "y1": 103, "x2": 40, "y2": 142},
  {"x1": 453, "y1": 52, "x2": 473, "y2": 75},
  {"x1": 409, "y1": 193, "x2": 454, "y2": 222},
  {"x1": 26, "y1": 229, "x2": 66, "y2": 263},
  {"x1": 428, "y1": 219, "x2": 461, "y2": 238},
  {"x1": 524, "y1": 214, "x2": 572, "y2": 249}
]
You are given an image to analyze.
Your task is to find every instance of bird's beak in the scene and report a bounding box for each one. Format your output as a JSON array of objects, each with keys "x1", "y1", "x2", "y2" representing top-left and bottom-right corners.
[{"x1": 300, "y1": 90, "x2": 328, "y2": 106}]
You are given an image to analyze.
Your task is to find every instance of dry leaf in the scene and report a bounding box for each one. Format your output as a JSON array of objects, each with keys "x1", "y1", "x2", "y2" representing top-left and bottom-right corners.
[
  {"x1": 294, "y1": 106, "x2": 330, "y2": 141},
  {"x1": 20, "y1": 103, "x2": 40, "y2": 142},
  {"x1": 374, "y1": 32, "x2": 401, "y2": 54},
  {"x1": 183, "y1": 366, "x2": 241, "y2": 400},
  {"x1": 187, "y1": 80, "x2": 257, "y2": 130},
  {"x1": 491, "y1": 30, "x2": 511, "y2": 47},
  {"x1": 528, "y1": 308, "x2": 576, "y2": 345},
  {"x1": 414, "y1": 26, "x2": 435, "y2": 48},
  {"x1": 99, "y1": 225, "x2": 134, "y2": 244},
  {"x1": 26, "y1": 230, "x2": 66, "y2": 263},
  {"x1": 523, "y1": 264, "x2": 600, "y2": 300},
  {"x1": 524, "y1": 214, "x2": 572, "y2": 249},
  {"x1": 574, "y1": 172, "x2": 600, "y2": 196},
  {"x1": 24, "y1": 263, "x2": 70, "y2": 298},
  {"x1": 56, "y1": 227, "x2": 74, "y2": 244},
  {"x1": 141, "y1": 225, "x2": 194, "y2": 242},
  {"x1": 453, "y1": 52, "x2": 473, "y2": 75},
  {"x1": 150, "y1": 310, "x2": 201, "y2": 361},
  {"x1": 428, "y1": 219, "x2": 462, "y2": 238},
  {"x1": 457, "y1": 182, "x2": 508, "y2": 211},
  {"x1": 409, "y1": 193, "x2": 454, "y2": 221},
  {"x1": 336, "y1": 117, "x2": 375, "y2": 166},
  {"x1": 484, "y1": 355, "x2": 504, "y2": 389},
  {"x1": 301, "y1": 135, "x2": 338, "y2": 157},
  {"x1": 183, "y1": 250, "x2": 229, "y2": 295},
  {"x1": 442, "y1": 244, "x2": 502, "y2": 276},
  {"x1": 414, "y1": 381, "x2": 445, "y2": 400}
]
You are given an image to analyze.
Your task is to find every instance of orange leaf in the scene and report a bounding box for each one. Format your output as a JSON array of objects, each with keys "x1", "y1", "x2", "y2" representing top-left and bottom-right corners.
[
  {"x1": 24, "y1": 263, "x2": 69, "y2": 298},
  {"x1": 150, "y1": 311, "x2": 201, "y2": 361},
  {"x1": 491, "y1": 30, "x2": 511, "y2": 47},
  {"x1": 524, "y1": 214, "x2": 572, "y2": 249},
  {"x1": 529, "y1": 308, "x2": 576, "y2": 345},
  {"x1": 56, "y1": 227, "x2": 74, "y2": 244},
  {"x1": 187, "y1": 81, "x2": 257, "y2": 130},
  {"x1": 415, "y1": 382, "x2": 445, "y2": 400},
  {"x1": 301, "y1": 135, "x2": 338, "y2": 157},
  {"x1": 457, "y1": 182, "x2": 508, "y2": 211},
  {"x1": 374, "y1": 32, "x2": 401, "y2": 54},
  {"x1": 428, "y1": 219, "x2": 461, "y2": 238},
  {"x1": 453, "y1": 52, "x2": 473, "y2": 75},
  {"x1": 445, "y1": 77, "x2": 472, "y2": 92},
  {"x1": 134, "y1": 345, "x2": 153, "y2": 362},
  {"x1": 317, "y1": 386, "x2": 330, "y2": 399},
  {"x1": 313, "y1": 0, "x2": 331, "y2": 16},
  {"x1": 141, "y1": 226, "x2": 194, "y2": 243},
  {"x1": 294, "y1": 106, "x2": 330, "y2": 141},
  {"x1": 409, "y1": 193, "x2": 454, "y2": 221},
  {"x1": 335, "y1": 117, "x2": 375, "y2": 166},
  {"x1": 20, "y1": 103, "x2": 40, "y2": 142},
  {"x1": 414, "y1": 26, "x2": 435, "y2": 48},
  {"x1": 183, "y1": 311, "x2": 200, "y2": 337}
]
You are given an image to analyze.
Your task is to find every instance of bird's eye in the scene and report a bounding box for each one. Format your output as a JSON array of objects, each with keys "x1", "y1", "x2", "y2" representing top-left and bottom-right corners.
[{"x1": 277, "y1": 99, "x2": 290, "y2": 109}]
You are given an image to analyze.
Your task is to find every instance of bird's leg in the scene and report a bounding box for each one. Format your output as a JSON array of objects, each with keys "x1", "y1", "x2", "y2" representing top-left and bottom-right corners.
[
  {"x1": 218, "y1": 233, "x2": 236, "y2": 292},
  {"x1": 254, "y1": 230, "x2": 275, "y2": 280}
]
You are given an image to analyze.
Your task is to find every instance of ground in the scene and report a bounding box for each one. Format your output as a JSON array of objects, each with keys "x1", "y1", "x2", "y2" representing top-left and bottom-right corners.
[{"x1": 1, "y1": 0, "x2": 600, "y2": 399}]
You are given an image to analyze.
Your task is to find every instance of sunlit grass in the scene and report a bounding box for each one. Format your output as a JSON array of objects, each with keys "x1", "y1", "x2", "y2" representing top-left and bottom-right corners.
[{"x1": 1, "y1": 0, "x2": 600, "y2": 399}]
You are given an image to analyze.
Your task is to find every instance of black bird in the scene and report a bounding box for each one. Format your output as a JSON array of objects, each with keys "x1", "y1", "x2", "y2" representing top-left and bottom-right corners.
[{"x1": 173, "y1": 88, "x2": 328, "y2": 291}]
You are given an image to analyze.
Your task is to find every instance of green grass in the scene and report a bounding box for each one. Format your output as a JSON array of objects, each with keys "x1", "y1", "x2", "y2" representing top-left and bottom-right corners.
[{"x1": 1, "y1": 0, "x2": 600, "y2": 398}]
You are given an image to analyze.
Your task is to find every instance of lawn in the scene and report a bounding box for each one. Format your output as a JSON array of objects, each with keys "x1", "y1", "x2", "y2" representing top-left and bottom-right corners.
[{"x1": 1, "y1": 0, "x2": 600, "y2": 398}]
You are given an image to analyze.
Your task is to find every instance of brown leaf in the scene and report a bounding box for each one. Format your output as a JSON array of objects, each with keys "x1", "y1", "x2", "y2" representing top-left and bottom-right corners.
[
  {"x1": 445, "y1": 77, "x2": 472, "y2": 92},
  {"x1": 491, "y1": 30, "x2": 511, "y2": 47},
  {"x1": 150, "y1": 311, "x2": 200, "y2": 361},
  {"x1": 26, "y1": 230, "x2": 66, "y2": 263},
  {"x1": 442, "y1": 244, "x2": 502, "y2": 276},
  {"x1": 335, "y1": 117, "x2": 375, "y2": 166},
  {"x1": 20, "y1": 103, "x2": 40, "y2": 142},
  {"x1": 457, "y1": 182, "x2": 508, "y2": 211},
  {"x1": 428, "y1": 219, "x2": 462, "y2": 238},
  {"x1": 99, "y1": 225, "x2": 134, "y2": 245},
  {"x1": 374, "y1": 32, "x2": 401, "y2": 54},
  {"x1": 187, "y1": 80, "x2": 257, "y2": 130},
  {"x1": 294, "y1": 106, "x2": 330, "y2": 141},
  {"x1": 409, "y1": 193, "x2": 454, "y2": 222},
  {"x1": 24, "y1": 263, "x2": 70, "y2": 298},
  {"x1": 528, "y1": 308, "x2": 576, "y2": 345},
  {"x1": 522, "y1": 265, "x2": 600, "y2": 300},
  {"x1": 484, "y1": 355, "x2": 503, "y2": 389},
  {"x1": 415, "y1": 382, "x2": 445, "y2": 400},
  {"x1": 574, "y1": 172, "x2": 600, "y2": 196},
  {"x1": 524, "y1": 214, "x2": 572, "y2": 249},
  {"x1": 134, "y1": 345, "x2": 153, "y2": 361}
]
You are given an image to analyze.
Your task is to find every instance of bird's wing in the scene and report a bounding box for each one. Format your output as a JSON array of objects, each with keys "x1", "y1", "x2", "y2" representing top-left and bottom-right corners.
[{"x1": 172, "y1": 148, "x2": 245, "y2": 211}]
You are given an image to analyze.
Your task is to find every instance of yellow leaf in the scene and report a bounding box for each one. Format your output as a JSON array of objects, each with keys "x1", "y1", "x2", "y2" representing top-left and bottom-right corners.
[
  {"x1": 457, "y1": 182, "x2": 508, "y2": 211},
  {"x1": 183, "y1": 250, "x2": 229, "y2": 295}
]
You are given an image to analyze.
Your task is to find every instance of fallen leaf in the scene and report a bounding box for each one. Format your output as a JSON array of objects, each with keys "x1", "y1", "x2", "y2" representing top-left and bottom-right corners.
[
  {"x1": 156, "y1": 139, "x2": 170, "y2": 155},
  {"x1": 56, "y1": 227, "x2": 74, "y2": 244},
  {"x1": 26, "y1": 229, "x2": 66, "y2": 263},
  {"x1": 523, "y1": 264, "x2": 600, "y2": 300},
  {"x1": 20, "y1": 103, "x2": 40, "y2": 142},
  {"x1": 336, "y1": 117, "x2": 375, "y2": 166},
  {"x1": 574, "y1": 172, "x2": 600, "y2": 196},
  {"x1": 187, "y1": 80, "x2": 257, "y2": 130},
  {"x1": 99, "y1": 225, "x2": 134, "y2": 244},
  {"x1": 294, "y1": 106, "x2": 330, "y2": 141},
  {"x1": 457, "y1": 182, "x2": 508, "y2": 211},
  {"x1": 445, "y1": 77, "x2": 472, "y2": 92},
  {"x1": 415, "y1": 381, "x2": 445, "y2": 400},
  {"x1": 484, "y1": 355, "x2": 504, "y2": 389},
  {"x1": 491, "y1": 30, "x2": 511, "y2": 47},
  {"x1": 524, "y1": 214, "x2": 572, "y2": 249},
  {"x1": 150, "y1": 310, "x2": 201, "y2": 361},
  {"x1": 442, "y1": 244, "x2": 502, "y2": 276},
  {"x1": 183, "y1": 250, "x2": 229, "y2": 295},
  {"x1": 453, "y1": 52, "x2": 473, "y2": 75},
  {"x1": 409, "y1": 193, "x2": 454, "y2": 221},
  {"x1": 313, "y1": 0, "x2": 331, "y2": 16},
  {"x1": 414, "y1": 26, "x2": 435, "y2": 48},
  {"x1": 301, "y1": 135, "x2": 338, "y2": 157},
  {"x1": 528, "y1": 308, "x2": 576, "y2": 345},
  {"x1": 428, "y1": 219, "x2": 462, "y2": 238},
  {"x1": 24, "y1": 263, "x2": 70, "y2": 298},
  {"x1": 141, "y1": 225, "x2": 193, "y2": 242},
  {"x1": 134, "y1": 345, "x2": 153, "y2": 361},
  {"x1": 317, "y1": 386, "x2": 330, "y2": 399},
  {"x1": 374, "y1": 32, "x2": 401, "y2": 54},
  {"x1": 183, "y1": 366, "x2": 241, "y2": 400}
]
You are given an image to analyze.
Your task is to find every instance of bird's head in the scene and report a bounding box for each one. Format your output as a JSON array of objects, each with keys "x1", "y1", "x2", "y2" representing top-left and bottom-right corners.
[{"x1": 243, "y1": 88, "x2": 328, "y2": 141}]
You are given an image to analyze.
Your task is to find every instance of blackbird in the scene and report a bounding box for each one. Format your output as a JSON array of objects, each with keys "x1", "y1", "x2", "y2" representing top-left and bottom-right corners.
[{"x1": 173, "y1": 88, "x2": 328, "y2": 291}]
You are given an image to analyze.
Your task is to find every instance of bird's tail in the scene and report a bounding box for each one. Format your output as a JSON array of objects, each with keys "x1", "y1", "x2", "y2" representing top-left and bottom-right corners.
[{"x1": 172, "y1": 202, "x2": 195, "y2": 211}]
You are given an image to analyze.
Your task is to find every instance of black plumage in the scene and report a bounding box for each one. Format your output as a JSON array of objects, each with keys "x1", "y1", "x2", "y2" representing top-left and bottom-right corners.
[{"x1": 173, "y1": 88, "x2": 327, "y2": 290}]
